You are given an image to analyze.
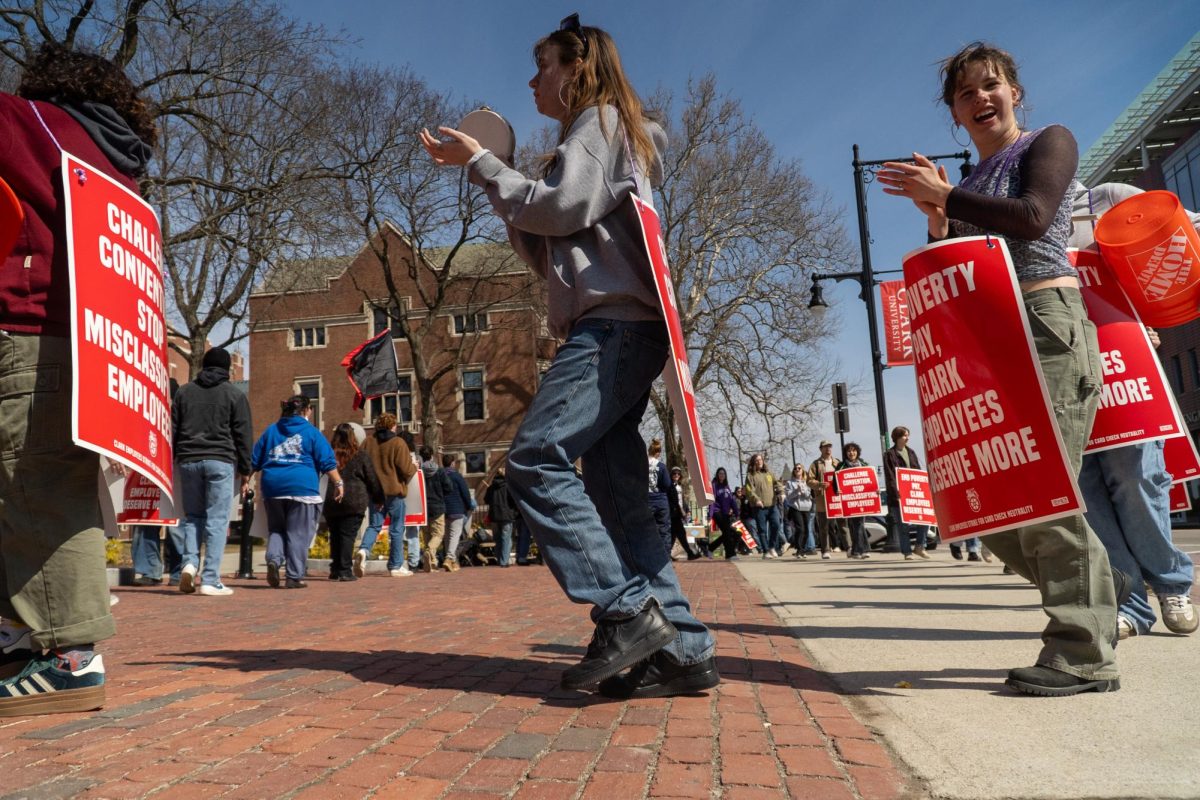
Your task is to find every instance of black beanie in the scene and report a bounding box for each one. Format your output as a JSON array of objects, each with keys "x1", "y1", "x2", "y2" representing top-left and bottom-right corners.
[{"x1": 202, "y1": 348, "x2": 231, "y2": 370}]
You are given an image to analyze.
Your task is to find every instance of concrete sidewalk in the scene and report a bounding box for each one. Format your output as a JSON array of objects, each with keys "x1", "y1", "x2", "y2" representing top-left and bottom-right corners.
[
  {"x1": 736, "y1": 549, "x2": 1200, "y2": 800},
  {"x1": 2, "y1": 560, "x2": 914, "y2": 799}
]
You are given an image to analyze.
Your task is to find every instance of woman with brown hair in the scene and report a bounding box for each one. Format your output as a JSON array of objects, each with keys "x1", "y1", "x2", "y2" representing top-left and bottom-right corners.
[
  {"x1": 419, "y1": 14, "x2": 716, "y2": 699},
  {"x1": 878, "y1": 42, "x2": 1121, "y2": 696},
  {"x1": 324, "y1": 423, "x2": 384, "y2": 582}
]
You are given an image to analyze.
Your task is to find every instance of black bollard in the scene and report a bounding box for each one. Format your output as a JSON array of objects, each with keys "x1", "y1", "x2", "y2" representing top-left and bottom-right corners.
[{"x1": 236, "y1": 489, "x2": 255, "y2": 579}]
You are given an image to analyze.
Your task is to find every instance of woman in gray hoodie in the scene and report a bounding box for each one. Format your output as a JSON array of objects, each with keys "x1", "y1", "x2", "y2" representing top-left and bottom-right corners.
[{"x1": 420, "y1": 15, "x2": 715, "y2": 700}]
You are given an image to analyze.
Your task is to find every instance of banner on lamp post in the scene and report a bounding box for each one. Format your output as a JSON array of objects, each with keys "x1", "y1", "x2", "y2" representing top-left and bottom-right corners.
[
  {"x1": 880, "y1": 279, "x2": 914, "y2": 367},
  {"x1": 902, "y1": 237, "x2": 1083, "y2": 542}
]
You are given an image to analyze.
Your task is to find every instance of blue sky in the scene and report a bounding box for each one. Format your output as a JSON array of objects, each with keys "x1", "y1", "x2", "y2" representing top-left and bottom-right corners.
[{"x1": 282, "y1": 0, "x2": 1200, "y2": 468}]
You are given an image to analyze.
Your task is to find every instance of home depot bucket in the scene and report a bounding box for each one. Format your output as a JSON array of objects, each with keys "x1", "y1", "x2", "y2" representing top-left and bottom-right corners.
[
  {"x1": 1095, "y1": 190, "x2": 1200, "y2": 327},
  {"x1": 0, "y1": 176, "x2": 22, "y2": 259}
]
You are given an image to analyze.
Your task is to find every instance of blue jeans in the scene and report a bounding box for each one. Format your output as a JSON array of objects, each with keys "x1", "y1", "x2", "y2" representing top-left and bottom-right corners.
[
  {"x1": 362, "y1": 495, "x2": 411, "y2": 570},
  {"x1": 505, "y1": 319, "x2": 714, "y2": 665},
  {"x1": 493, "y1": 521, "x2": 514, "y2": 565},
  {"x1": 516, "y1": 518, "x2": 532, "y2": 563},
  {"x1": 648, "y1": 493, "x2": 671, "y2": 558},
  {"x1": 753, "y1": 506, "x2": 783, "y2": 555},
  {"x1": 1080, "y1": 439, "x2": 1195, "y2": 633},
  {"x1": 132, "y1": 526, "x2": 164, "y2": 579},
  {"x1": 170, "y1": 460, "x2": 236, "y2": 587}
]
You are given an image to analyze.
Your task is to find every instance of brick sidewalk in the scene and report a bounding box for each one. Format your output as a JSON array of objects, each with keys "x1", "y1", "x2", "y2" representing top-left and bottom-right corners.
[{"x1": 0, "y1": 561, "x2": 914, "y2": 799}]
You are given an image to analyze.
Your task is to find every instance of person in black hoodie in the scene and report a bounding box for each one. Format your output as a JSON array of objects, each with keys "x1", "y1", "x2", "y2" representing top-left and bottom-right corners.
[
  {"x1": 0, "y1": 45, "x2": 157, "y2": 716},
  {"x1": 485, "y1": 467, "x2": 518, "y2": 566},
  {"x1": 324, "y1": 424, "x2": 384, "y2": 581},
  {"x1": 168, "y1": 347, "x2": 254, "y2": 596}
]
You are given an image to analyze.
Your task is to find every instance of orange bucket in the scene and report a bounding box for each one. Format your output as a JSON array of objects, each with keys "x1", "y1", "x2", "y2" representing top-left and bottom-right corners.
[
  {"x1": 0, "y1": 176, "x2": 22, "y2": 260},
  {"x1": 1095, "y1": 190, "x2": 1200, "y2": 327}
]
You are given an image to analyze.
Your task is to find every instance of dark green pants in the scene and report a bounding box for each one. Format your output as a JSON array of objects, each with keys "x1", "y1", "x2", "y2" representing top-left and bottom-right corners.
[
  {"x1": 983, "y1": 288, "x2": 1118, "y2": 680},
  {"x1": 0, "y1": 334, "x2": 113, "y2": 650}
]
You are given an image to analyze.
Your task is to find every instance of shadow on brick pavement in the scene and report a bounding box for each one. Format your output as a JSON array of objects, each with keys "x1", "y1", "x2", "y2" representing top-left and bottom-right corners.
[{"x1": 0, "y1": 560, "x2": 917, "y2": 800}]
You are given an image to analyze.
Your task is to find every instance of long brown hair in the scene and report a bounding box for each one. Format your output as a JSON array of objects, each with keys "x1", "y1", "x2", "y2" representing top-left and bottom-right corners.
[
  {"x1": 534, "y1": 22, "x2": 654, "y2": 178},
  {"x1": 331, "y1": 423, "x2": 358, "y2": 471},
  {"x1": 938, "y1": 41, "x2": 1023, "y2": 109}
]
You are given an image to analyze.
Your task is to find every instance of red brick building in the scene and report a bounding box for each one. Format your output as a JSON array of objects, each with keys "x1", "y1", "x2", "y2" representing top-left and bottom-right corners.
[{"x1": 247, "y1": 225, "x2": 552, "y2": 493}]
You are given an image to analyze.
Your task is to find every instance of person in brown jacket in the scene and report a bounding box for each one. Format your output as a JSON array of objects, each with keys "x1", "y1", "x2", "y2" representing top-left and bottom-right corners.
[
  {"x1": 808, "y1": 440, "x2": 849, "y2": 558},
  {"x1": 355, "y1": 413, "x2": 418, "y2": 577}
]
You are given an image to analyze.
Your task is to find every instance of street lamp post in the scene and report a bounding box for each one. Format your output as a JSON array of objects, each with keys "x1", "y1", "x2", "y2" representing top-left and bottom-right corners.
[{"x1": 808, "y1": 145, "x2": 971, "y2": 549}]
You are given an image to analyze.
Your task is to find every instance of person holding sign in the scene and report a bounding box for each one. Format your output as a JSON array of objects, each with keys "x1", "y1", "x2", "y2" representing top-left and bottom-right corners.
[
  {"x1": 0, "y1": 45, "x2": 156, "y2": 715},
  {"x1": 878, "y1": 42, "x2": 1121, "y2": 696},
  {"x1": 418, "y1": 14, "x2": 716, "y2": 699},
  {"x1": 808, "y1": 441, "x2": 848, "y2": 559},
  {"x1": 839, "y1": 443, "x2": 872, "y2": 559},
  {"x1": 1073, "y1": 184, "x2": 1197, "y2": 639},
  {"x1": 882, "y1": 427, "x2": 931, "y2": 560}
]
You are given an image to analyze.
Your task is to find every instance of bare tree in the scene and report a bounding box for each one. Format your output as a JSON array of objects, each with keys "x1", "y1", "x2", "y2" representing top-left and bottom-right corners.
[
  {"x1": 650, "y1": 76, "x2": 853, "y2": 475},
  {"x1": 0, "y1": 0, "x2": 342, "y2": 377},
  {"x1": 323, "y1": 65, "x2": 538, "y2": 450}
]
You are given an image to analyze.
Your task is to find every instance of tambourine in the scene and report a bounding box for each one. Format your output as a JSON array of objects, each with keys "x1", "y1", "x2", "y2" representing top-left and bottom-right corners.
[
  {"x1": 0, "y1": 176, "x2": 24, "y2": 260},
  {"x1": 459, "y1": 108, "x2": 516, "y2": 167}
]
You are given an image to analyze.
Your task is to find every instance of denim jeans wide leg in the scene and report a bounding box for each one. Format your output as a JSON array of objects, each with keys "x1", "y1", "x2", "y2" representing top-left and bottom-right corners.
[
  {"x1": 405, "y1": 526, "x2": 420, "y2": 568},
  {"x1": 361, "y1": 506, "x2": 385, "y2": 554},
  {"x1": 982, "y1": 288, "x2": 1117, "y2": 680},
  {"x1": 132, "y1": 526, "x2": 164, "y2": 579},
  {"x1": 494, "y1": 521, "x2": 513, "y2": 565},
  {"x1": 174, "y1": 459, "x2": 236, "y2": 586},
  {"x1": 506, "y1": 319, "x2": 714, "y2": 665},
  {"x1": 382, "y1": 495, "x2": 407, "y2": 570}
]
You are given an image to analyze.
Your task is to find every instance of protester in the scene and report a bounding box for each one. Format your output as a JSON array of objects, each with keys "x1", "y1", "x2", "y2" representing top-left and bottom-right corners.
[
  {"x1": 669, "y1": 466, "x2": 702, "y2": 559},
  {"x1": 839, "y1": 443, "x2": 871, "y2": 559},
  {"x1": 1073, "y1": 183, "x2": 1197, "y2": 639},
  {"x1": 324, "y1": 423, "x2": 384, "y2": 582},
  {"x1": 251, "y1": 396, "x2": 342, "y2": 589},
  {"x1": 882, "y1": 426, "x2": 930, "y2": 560},
  {"x1": 131, "y1": 526, "x2": 174, "y2": 585},
  {"x1": 0, "y1": 44, "x2": 158, "y2": 714},
  {"x1": 950, "y1": 538, "x2": 985, "y2": 561},
  {"x1": 744, "y1": 454, "x2": 782, "y2": 558},
  {"x1": 708, "y1": 468, "x2": 741, "y2": 560},
  {"x1": 484, "y1": 467, "x2": 519, "y2": 567},
  {"x1": 783, "y1": 464, "x2": 812, "y2": 560},
  {"x1": 441, "y1": 455, "x2": 475, "y2": 572},
  {"x1": 169, "y1": 347, "x2": 254, "y2": 597},
  {"x1": 647, "y1": 439, "x2": 674, "y2": 558},
  {"x1": 808, "y1": 441, "x2": 847, "y2": 558},
  {"x1": 417, "y1": 445, "x2": 451, "y2": 572},
  {"x1": 420, "y1": 14, "x2": 717, "y2": 698},
  {"x1": 356, "y1": 413, "x2": 418, "y2": 578},
  {"x1": 878, "y1": 41, "x2": 1122, "y2": 696},
  {"x1": 398, "y1": 430, "x2": 423, "y2": 572}
]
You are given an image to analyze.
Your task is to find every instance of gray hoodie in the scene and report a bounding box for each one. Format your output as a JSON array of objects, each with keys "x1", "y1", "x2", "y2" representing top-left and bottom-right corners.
[{"x1": 467, "y1": 105, "x2": 666, "y2": 339}]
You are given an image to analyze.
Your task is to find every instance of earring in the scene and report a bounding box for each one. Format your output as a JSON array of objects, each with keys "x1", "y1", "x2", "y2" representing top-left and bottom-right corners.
[
  {"x1": 951, "y1": 123, "x2": 970, "y2": 148},
  {"x1": 557, "y1": 82, "x2": 570, "y2": 110}
]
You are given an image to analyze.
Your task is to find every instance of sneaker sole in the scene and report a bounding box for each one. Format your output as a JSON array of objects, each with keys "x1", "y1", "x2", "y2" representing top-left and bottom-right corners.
[
  {"x1": 0, "y1": 684, "x2": 105, "y2": 717},
  {"x1": 614, "y1": 663, "x2": 721, "y2": 700},
  {"x1": 1004, "y1": 676, "x2": 1120, "y2": 697},
  {"x1": 266, "y1": 563, "x2": 280, "y2": 589},
  {"x1": 353, "y1": 552, "x2": 366, "y2": 578},
  {"x1": 560, "y1": 618, "x2": 677, "y2": 691},
  {"x1": 179, "y1": 570, "x2": 195, "y2": 594}
]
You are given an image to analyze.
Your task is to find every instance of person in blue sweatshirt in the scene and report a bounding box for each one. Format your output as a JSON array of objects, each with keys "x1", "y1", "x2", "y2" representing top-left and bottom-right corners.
[{"x1": 251, "y1": 395, "x2": 342, "y2": 588}]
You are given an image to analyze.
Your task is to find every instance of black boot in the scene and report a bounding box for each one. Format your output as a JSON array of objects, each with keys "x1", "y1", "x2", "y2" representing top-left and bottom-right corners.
[
  {"x1": 598, "y1": 650, "x2": 720, "y2": 699},
  {"x1": 560, "y1": 603, "x2": 676, "y2": 690}
]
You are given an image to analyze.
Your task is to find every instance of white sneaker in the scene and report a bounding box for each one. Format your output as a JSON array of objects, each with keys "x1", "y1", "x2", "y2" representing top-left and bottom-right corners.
[
  {"x1": 179, "y1": 564, "x2": 197, "y2": 594},
  {"x1": 1160, "y1": 594, "x2": 1199, "y2": 634},
  {"x1": 389, "y1": 565, "x2": 413, "y2": 577},
  {"x1": 1117, "y1": 615, "x2": 1137, "y2": 640},
  {"x1": 820, "y1": 552, "x2": 831, "y2": 560},
  {"x1": 199, "y1": 583, "x2": 234, "y2": 596},
  {"x1": 353, "y1": 549, "x2": 367, "y2": 578}
]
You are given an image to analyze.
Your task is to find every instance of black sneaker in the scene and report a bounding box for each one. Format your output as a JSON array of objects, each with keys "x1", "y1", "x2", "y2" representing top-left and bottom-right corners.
[
  {"x1": 598, "y1": 651, "x2": 720, "y2": 699},
  {"x1": 560, "y1": 603, "x2": 677, "y2": 690},
  {"x1": 285, "y1": 578, "x2": 308, "y2": 589},
  {"x1": 1006, "y1": 665, "x2": 1119, "y2": 697},
  {"x1": 266, "y1": 562, "x2": 281, "y2": 589}
]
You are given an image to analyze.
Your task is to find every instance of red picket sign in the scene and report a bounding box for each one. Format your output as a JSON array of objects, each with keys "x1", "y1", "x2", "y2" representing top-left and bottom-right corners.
[
  {"x1": 895, "y1": 468, "x2": 938, "y2": 526},
  {"x1": 1165, "y1": 433, "x2": 1200, "y2": 483},
  {"x1": 823, "y1": 472, "x2": 844, "y2": 518},
  {"x1": 731, "y1": 519, "x2": 758, "y2": 551},
  {"x1": 404, "y1": 469, "x2": 427, "y2": 526},
  {"x1": 880, "y1": 280, "x2": 914, "y2": 367},
  {"x1": 631, "y1": 195, "x2": 713, "y2": 507},
  {"x1": 902, "y1": 237, "x2": 1083, "y2": 541},
  {"x1": 62, "y1": 153, "x2": 173, "y2": 500},
  {"x1": 116, "y1": 471, "x2": 178, "y2": 526},
  {"x1": 834, "y1": 466, "x2": 882, "y2": 517},
  {"x1": 1071, "y1": 249, "x2": 1183, "y2": 451},
  {"x1": 1170, "y1": 481, "x2": 1192, "y2": 512}
]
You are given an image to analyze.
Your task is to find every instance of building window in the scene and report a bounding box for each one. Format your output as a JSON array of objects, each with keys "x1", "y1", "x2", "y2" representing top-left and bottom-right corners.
[
  {"x1": 372, "y1": 304, "x2": 402, "y2": 338},
  {"x1": 453, "y1": 312, "x2": 488, "y2": 335},
  {"x1": 368, "y1": 373, "x2": 414, "y2": 424},
  {"x1": 464, "y1": 451, "x2": 487, "y2": 475},
  {"x1": 1163, "y1": 133, "x2": 1200, "y2": 211},
  {"x1": 1171, "y1": 355, "x2": 1185, "y2": 394},
  {"x1": 461, "y1": 368, "x2": 485, "y2": 421},
  {"x1": 297, "y1": 379, "x2": 321, "y2": 430},
  {"x1": 291, "y1": 326, "x2": 326, "y2": 349}
]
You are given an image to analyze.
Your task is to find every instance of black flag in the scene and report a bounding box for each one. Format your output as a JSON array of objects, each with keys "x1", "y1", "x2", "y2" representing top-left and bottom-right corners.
[{"x1": 341, "y1": 329, "x2": 399, "y2": 410}]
